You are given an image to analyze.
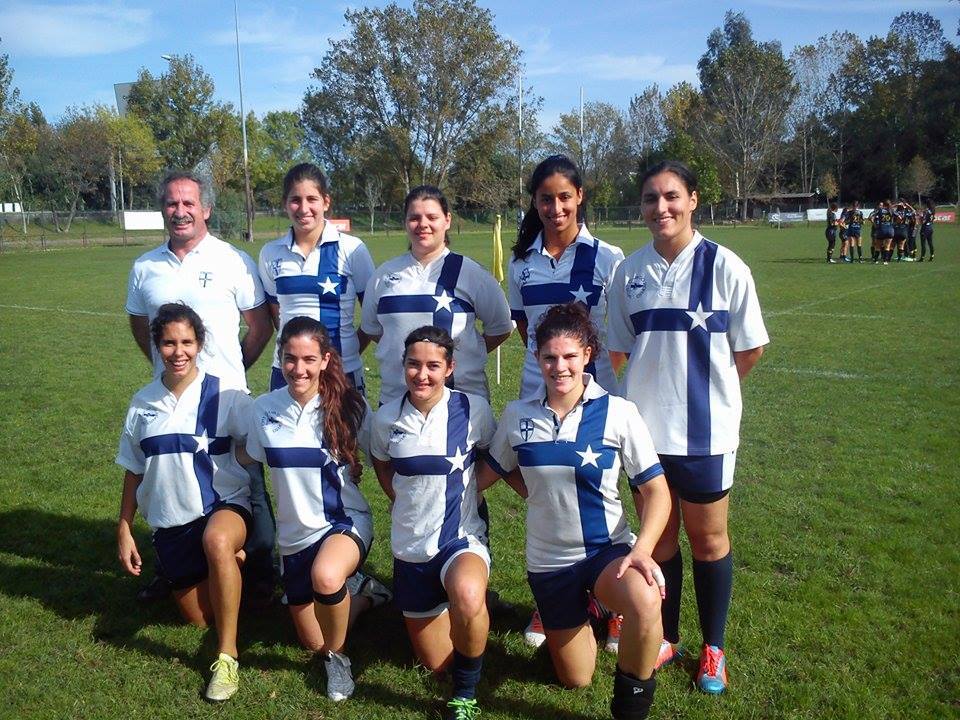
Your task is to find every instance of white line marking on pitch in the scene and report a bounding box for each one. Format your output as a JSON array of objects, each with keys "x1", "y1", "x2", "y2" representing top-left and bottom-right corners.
[
  {"x1": 766, "y1": 266, "x2": 952, "y2": 318},
  {"x1": 0, "y1": 303, "x2": 124, "y2": 318},
  {"x1": 784, "y1": 311, "x2": 882, "y2": 320},
  {"x1": 766, "y1": 367, "x2": 867, "y2": 380}
]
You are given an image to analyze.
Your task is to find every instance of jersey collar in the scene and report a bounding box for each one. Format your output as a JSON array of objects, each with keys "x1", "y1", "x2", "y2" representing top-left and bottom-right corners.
[
  {"x1": 537, "y1": 372, "x2": 606, "y2": 408},
  {"x1": 529, "y1": 224, "x2": 595, "y2": 257}
]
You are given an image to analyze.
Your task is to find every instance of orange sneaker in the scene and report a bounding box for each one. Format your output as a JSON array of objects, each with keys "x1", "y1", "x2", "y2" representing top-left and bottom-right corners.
[
  {"x1": 604, "y1": 614, "x2": 622, "y2": 653},
  {"x1": 655, "y1": 640, "x2": 684, "y2": 670},
  {"x1": 523, "y1": 609, "x2": 546, "y2": 648}
]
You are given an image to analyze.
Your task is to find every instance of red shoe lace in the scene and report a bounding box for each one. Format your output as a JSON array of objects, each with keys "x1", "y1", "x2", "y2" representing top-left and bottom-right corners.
[{"x1": 701, "y1": 646, "x2": 721, "y2": 676}]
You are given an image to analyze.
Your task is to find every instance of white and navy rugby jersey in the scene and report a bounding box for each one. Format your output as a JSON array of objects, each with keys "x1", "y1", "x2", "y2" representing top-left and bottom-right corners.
[
  {"x1": 508, "y1": 226, "x2": 624, "y2": 398},
  {"x1": 126, "y1": 234, "x2": 265, "y2": 391},
  {"x1": 361, "y1": 249, "x2": 513, "y2": 404},
  {"x1": 607, "y1": 232, "x2": 769, "y2": 456},
  {"x1": 487, "y1": 377, "x2": 663, "y2": 573},
  {"x1": 245, "y1": 388, "x2": 374, "y2": 555},
  {"x1": 258, "y1": 224, "x2": 374, "y2": 376},
  {"x1": 370, "y1": 388, "x2": 495, "y2": 564},
  {"x1": 116, "y1": 370, "x2": 252, "y2": 530}
]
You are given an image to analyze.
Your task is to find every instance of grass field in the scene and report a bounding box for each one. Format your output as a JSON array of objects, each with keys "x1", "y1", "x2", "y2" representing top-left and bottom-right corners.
[{"x1": 0, "y1": 224, "x2": 957, "y2": 719}]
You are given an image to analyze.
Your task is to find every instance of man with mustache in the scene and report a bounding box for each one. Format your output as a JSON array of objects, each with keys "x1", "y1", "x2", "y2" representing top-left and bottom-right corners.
[{"x1": 125, "y1": 171, "x2": 276, "y2": 607}]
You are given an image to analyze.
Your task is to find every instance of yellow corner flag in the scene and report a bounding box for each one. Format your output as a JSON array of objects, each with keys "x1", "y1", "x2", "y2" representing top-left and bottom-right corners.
[{"x1": 492, "y1": 214, "x2": 504, "y2": 283}]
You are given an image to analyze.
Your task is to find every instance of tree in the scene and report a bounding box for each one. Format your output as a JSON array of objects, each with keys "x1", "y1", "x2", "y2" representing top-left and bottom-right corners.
[
  {"x1": 249, "y1": 111, "x2": 309, "y2": 208},
  {"x1": 302, "y1": 0, "x2": 520, "y2": 192},
  {"x1": 126, "y1": 55, "x2": 232, "y2": 170},
  {"x1": 97, "y1": 107, "x2": 160, "y2": 210},
  {"x1": 52, "y1": 106, "x2": 112, "y2": 231},
  {"x1": 626, "y1": 86, "x2": 666, "y2": 170},
  {"x1": 549, "y1": 101, "x2": 630, "y2": 208},
  {"x1": 660, "y1": 131, "x2": 722, "y2": 216},
  {"x1": 0, "y1": 45, "x2": 32, "y2": 232},
  {"x1": 820, "y1": 170, "x2": 838, "y2": 201},
  {"x1": 696, "y1": 11, "x2": 796, "y2": 219},
  {"x1": 901, "y1": 155, "x2": 936, "y2": 203}
]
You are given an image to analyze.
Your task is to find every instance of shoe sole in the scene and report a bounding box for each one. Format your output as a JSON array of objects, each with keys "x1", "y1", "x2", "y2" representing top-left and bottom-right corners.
[{"x1": 523, "y1": 633, "x2": 546, "y2": 648}]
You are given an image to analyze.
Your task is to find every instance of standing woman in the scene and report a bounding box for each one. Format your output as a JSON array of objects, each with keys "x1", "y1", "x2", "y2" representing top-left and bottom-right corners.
[
  {"x1": 607, "y1": 160, "x2": 769, "y2": 694},
  {"x1": 259, "y1": 163, "x2": 375, "y2": 394},
  {"x1": 509, "y1": 155, "x2": 625, "y2": 400},
  {"x1": 245, "y1": 316, "x2": 375, "y2": 702},
  {"x1": 919, "y1": 198, "x2": 935, "y2": 262},
  {"x1": 371, "y1": 326, "x2": 496, "y2": 720},
  {"x1": 116, "y1": 303, "x2": 253, "y2": 702},
  {"x1": 825, "y1": 201, "x2": 840, "y2": 263},
  {"x1": 480, "y1": 303, "x2": 671, "y2": 720},
  {"x1": 361, "y1": 185, "x2": 513, "y2": 406}
]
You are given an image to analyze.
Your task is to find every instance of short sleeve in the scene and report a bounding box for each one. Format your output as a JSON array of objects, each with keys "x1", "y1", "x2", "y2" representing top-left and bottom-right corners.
[
  {"x1": 244, "y1": 400, "x2": 266, "y2": 462},
  {"x1": 258, "y1": 246, "x2": 278, "y2": 304},
  {"x1": 473, "y1": 264, "x2": 513, "y2": 336},
  {"x1": 125, "y1": 264, "x2": 147, "y2": 316},
  {"x1": 605, "y1": 262, "x2": 637, "y2": 354},
  {"x1": 507, "y1": 260, "x2": 526, "y2": 322},
  {"x1": 369, "y1": 405, "x2": 392, "y2": 462},
  {"x1": 615, "y1": 400, "x2": 663, "y2": 487},
  {"x1": 727, "y1": 264, "x2": 769, "y2": 352},
  {"x1": 351, "y1": 243, "x2": 376, "y2": 305},
  {"x1": 115, "y1": 404, "x2": 146, "y2": 474},
  {"x1": 473, "y1": 397, "x2": 496, "y2": 451},
  {"x1": 223, "y1": 390, "x2": 253, "y2": 442},
  {"x1": 486, "y1": 403, "x2": 518, "y2": 477},
  {"x1": 235, "y1": 249, "x2": 266, "y2": 312},
  {"x1": 360, "y1": 273, "x2": 383, "y2": 336}
]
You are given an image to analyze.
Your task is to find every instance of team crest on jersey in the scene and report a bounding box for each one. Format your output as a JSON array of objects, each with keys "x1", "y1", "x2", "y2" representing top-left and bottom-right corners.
[
  {"x1": 260, "y1": 412, "x2": 282, "y2": 431},
  {"x1": 138, "y1": 409, "x2": 158, "y2": 423},
  {"x1": 518, "y1": 267, "x2": 531, "y2": 286},
  {"x1": 385, "y1": 273, "x2": 402, "y2": 286},
  {"x1": 389, "y1": 427, "x2": 407, "y2": 443},
  {"x1": 269, "y1": 259, "x2": 283, "y2": 277},
  {"x1": 198, "y1": 271, "x2": 214, "y2": 288},
  {"x1": 519, "y1": 417, "x2": 534, "y2": 441},
  {"x1": 625, "y1": 274, "x2": 646, "y2": 298}
]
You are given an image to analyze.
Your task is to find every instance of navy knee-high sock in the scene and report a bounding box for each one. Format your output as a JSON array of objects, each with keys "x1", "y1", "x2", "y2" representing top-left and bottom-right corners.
[
  {"x1": 660, "y1": 549, "x2": 683, "y2": 644},
  {"x1": 451, "y1": 650, "x2": 483, "y2": 700},
  {"x1": 692, "y1": 551, "x2": 733, "y2": 649}
]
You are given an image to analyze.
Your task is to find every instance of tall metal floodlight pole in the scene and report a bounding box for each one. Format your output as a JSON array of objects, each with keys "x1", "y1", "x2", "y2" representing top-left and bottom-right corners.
[
  {"x1": 518, "y1": 68, "x2": 523, "y2": 211},
  {"x1": 234, "y1": 0, "x2": 254, "y2": 242},
  {"x1": 579, "y1": 86, "x2": 585, "y2": 169}
]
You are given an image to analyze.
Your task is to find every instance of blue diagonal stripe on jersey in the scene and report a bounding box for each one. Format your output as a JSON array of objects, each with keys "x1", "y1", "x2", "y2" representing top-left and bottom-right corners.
[
  {"x1": 439, "y1": 392, "x2": 470, "y2": 547},
  {"x1": 686, "y1": 240, "x2": 717, "y2": 454},
  {"x1": 434, "y1": 253, "x2": 465, "y2": 336},
  {"x1": 264, "y1": 446, "x2": 330, "y2": 468},
  {"x1": 377, "y1": 295, "x2": 475, "y2": 314},
  {"x1": 273, "y1": 240, "x2": 346, "y2": 354},
  {"x1": 262, "y1": 446, "x2": 352, "y2": 527},
  {"x1": 574, "y1": 395, "x2": 615, "y2": 553},
  {"x1": 391, "y1": 449, "x2": 476, "y2": 477},
  {"x1": 628, "y1": 308, "x2": 729, "y2": 334},
  {"x1": 518, "y1": 239, "x2": 603, "y2": 308},
  {"x1": 194, "y1": 374, "x2": 222, "y2": 513},
  {"x1": 319, "y1": 457, "x2": 352, "y2": 528}
]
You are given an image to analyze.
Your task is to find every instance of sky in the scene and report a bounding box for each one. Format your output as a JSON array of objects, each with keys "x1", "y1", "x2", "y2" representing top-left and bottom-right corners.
[{"x1": 1, "y1": 0, "x2": 957, "y2": 132}]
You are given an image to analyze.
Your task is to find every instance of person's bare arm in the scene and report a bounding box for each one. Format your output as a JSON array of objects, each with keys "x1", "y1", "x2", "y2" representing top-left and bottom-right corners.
[
  {"x1": 128, "y1": 314, "x2": 152, "y2": 362},
  {"x1": 734, "y1": 346, "x2": 765, "y2": 380},
  {"x1": 240, "y1": 304, "x2": 273, "y2": 370}
]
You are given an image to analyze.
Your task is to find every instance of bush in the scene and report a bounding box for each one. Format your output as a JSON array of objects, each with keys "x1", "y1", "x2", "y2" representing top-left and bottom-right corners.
[{"x1": 210, "y1": 189, "x2": 246, "y2": 240}]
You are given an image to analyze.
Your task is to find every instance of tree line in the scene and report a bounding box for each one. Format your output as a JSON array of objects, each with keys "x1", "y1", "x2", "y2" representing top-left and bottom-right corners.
[{"x1": 1, "y1": 0, "x2": 957, "y2": 234}]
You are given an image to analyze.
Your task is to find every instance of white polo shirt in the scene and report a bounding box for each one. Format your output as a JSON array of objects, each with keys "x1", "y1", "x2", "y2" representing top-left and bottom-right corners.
[
  {"x1": 258, "y1": 224, "x2": 374, "y2": 375},
  {"x1": 607, "y1": 232, "x2": 769, "y2": 456},
  {"x1": 361, "y1": 249, "x2": 513, "y2": 405},
  {"x1": 116, "y1": 370, "x2": 252, "y2": 530},
  {"x1": 245, "y1": 388, "x2": 374, "y2": 555},
  {"x1": 508, "y1": 226, "x2": 624, "y2": 398},
  {"x1": 370, "y1": 388, "x2": 495, "y2": 564},
  {"x1": 487, "y1": 377, "x2": 663, "y2": 573},
  {"x1": 126, "y1": 234, "x2": 265, "y2": 391}
]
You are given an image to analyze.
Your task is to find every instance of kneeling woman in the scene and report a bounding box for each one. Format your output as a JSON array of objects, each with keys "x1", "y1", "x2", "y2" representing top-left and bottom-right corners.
[
  {"x1": 371, "y1": 326, "x2": 496, "y2": 720},
  {"x1": 480, "y1": 303, "x2": 670, "y2": 720},
  {"x1": 245, "y1": 316, "x2": 375, "y2": 702},
  {"x1": 116, "y1": 303, "x2": 253, "y2": 702}
]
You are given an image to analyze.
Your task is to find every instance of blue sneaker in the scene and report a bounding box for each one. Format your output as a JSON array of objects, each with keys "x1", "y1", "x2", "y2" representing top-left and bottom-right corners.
[{"x1": 696, "y1": 644, "x2": 728, "y2": 694}]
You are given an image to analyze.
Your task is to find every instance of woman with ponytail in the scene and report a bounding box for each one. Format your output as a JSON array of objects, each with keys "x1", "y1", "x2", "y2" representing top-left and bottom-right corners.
[
  {"x1": 245, "y1": 316, "x2": 377, "y2": 702},
  {"x1": 509, "y1": 155, "x2": 625, "y2": 400}
]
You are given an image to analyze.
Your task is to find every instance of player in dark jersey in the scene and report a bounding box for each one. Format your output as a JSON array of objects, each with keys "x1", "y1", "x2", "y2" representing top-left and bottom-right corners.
[
  {"x1": 904, "y1": 201, "x2": 918, "y2": 260},
  {"x1": 871, "y1": 201, "x2": 895, "y2": 265},
  {"x1": 825, "y1": 202, "x2": 840, "y2": 263},
  {"x1": 842, "y1": 201, "x2": 864, "y2": 263},
  {"x1": 918, "y1": 199, "x2": 936, "y2": 262},
  {"x1": 892, "y1": 201, "x2": 916, "y2": 262}
]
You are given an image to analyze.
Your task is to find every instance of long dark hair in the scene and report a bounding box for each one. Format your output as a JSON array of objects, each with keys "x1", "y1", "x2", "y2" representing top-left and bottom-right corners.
[
  {"x1": 513, "y1": 155, "x2": 585, "y2": 260},
  {"x1": 534, "y1": 301, "x2": 601, "y2": 358},
  {"x1": 278, "y1": 316, "x2": 365, "y2": 476},
  {"x1": 150, "y1": 302, "x2": 206, "y2": 350},
  {"x1": 282, "y1": 163, "x2": 331, "y2": 203}
]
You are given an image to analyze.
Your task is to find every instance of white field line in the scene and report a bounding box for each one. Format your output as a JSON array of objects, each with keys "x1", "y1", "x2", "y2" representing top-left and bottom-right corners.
[
  {"x1": 767, "y1": 265, "x2": 952, "y2": 318},
  {"x1": 766, "y1": 367, "x2": 867, "y2": 380},
  {"x1": 785, "y1": 311, "x2": 882, "y2": 320},
  {"x1": 0, "y1": 303, "x2": 125, "y2": 318}
]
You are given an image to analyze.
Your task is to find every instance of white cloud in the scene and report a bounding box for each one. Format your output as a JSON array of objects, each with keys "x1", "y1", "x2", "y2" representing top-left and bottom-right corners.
[
  {"x1": 530, "y1": 53, "x2": 697, "y2": 86},
  {"x1": 750, "y1": 0, "x2": 952, "y2": 10},
  {"x1": 0, "y1": 3, "x2": 151, "y2": 57},
  {"x1": 207, "y1": 6, "x2": 345, "y2": 52}
]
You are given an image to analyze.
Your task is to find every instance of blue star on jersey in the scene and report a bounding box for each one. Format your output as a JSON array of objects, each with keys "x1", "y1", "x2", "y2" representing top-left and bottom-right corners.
[
  {"x1": 518, "y1": 240, "x2": 603, "y2": 310},
  {"x1": 376, "y1": 254, "x2": 474, "y2": 338}
]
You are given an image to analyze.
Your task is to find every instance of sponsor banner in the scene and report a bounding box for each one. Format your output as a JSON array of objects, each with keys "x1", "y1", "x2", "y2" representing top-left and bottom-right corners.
[
  {"x1": 123, "y1": 211, "x2": 165, "y2": 230},
  {"x1": 770, "y1": 212, "x2": 807, "y2": 224},
  {"x1": 806, "y1": 209, "x2": 827, "y2": 221},
  {"x1": 329, "y1": 218, "x2": 352, "y2": 232},
  {"x1": 934, "y1": 211, "x2": 955, "y2": 223}
]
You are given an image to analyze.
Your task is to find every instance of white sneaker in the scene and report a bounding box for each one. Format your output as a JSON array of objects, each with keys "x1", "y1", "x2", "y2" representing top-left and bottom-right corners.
[
  {"x1": 205, "y1": 653, "x2": 239, "y2": 702},
  {"x1": 324, "y1": 651, "x2": 355, "y2": 701},
  {"x1": 523, "y1": 609, "x2": 546, "y2": 648}
]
